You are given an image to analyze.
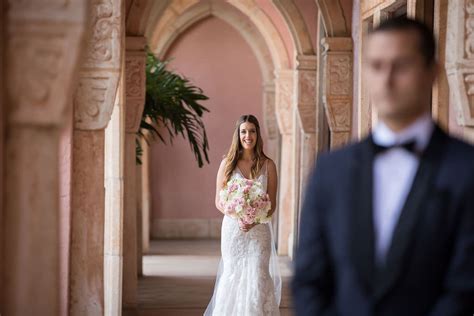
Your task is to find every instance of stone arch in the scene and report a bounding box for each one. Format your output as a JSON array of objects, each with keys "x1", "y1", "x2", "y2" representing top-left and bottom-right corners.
[
  {"x1": 225, "y1": 1, "x2": 318, "y2": 256},
  {"x1": 126, "y1": 0, "x2": 316, "y2": 256},
  {"x1": 273, "y1": 0, "x2": 315, "y2": 55},
  {"x1": 148, "y1": 1, "x2": 274, "y2": 84},
  {"x1": 316, "y1": 0, "x2": 350, "y2": 37},
  {"x1": 142, "y1": 0, "x2": 299, "y2": 254},
  {"x1": 145, "y1": 1, "x2": 286, "y2": 182}
]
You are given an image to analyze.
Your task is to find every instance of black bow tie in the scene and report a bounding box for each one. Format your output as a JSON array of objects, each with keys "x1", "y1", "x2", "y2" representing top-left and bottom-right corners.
[{"x1": 371, "y1": 138, "x2": 418, "y2": 155}]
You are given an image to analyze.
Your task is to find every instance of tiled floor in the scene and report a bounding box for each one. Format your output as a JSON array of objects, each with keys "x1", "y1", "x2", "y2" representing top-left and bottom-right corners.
[{"x1": 137, "y1": 239, "x2": 294, "y2": 315}]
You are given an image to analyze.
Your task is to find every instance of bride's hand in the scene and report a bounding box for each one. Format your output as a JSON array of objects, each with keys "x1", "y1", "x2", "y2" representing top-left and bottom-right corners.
[{"x1": 238, "y1": 220, "x2": 257, "y2": 232}]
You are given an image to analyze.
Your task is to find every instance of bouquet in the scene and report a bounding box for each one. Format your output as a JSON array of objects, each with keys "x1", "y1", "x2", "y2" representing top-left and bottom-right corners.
[{"x1": 219, "y1": 177, "x2": 272, "y2": 224}]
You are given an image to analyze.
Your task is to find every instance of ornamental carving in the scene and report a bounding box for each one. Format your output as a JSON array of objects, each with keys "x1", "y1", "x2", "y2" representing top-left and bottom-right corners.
[
  {"x1": 275, "y1": 70, "x2": 295, "y2": 135},
  {"x1": 321, "y1": 38, "x2": 352, "y2": 146},
  {"x1": 125, "y1": 58, "x2": 145, "y2": 99},
  {"x1": 84, "y1": 0, "x2": 121, "y2": 68},
  {"x1": 125, "y1": 99, "x2": 144, "y2": 132},
  {"x1": 74, "y1": 74, "x2": 119, "y2": 129},
  {"x1": 464, "y1": 74, "x2": 474, "y2": 116},
  {"x1": 263, "y1": 84, "x2": 279, "y2": 139},
  {"x1": 446, "y1": 0, "x2": 474, "y2": 126},
  {"x1": 297, "y1": 66, "x2": 317, "y2": 134},
  {"x1": 298, "y1": 70, "x2": 316, "y2": 104},
  {"x1": 6, "y1": 2, "x2": 89, "y2": 126},
  {"x1": 125, "y1": 38, "x2": 147, "y2": 133},
  {"x1": 8, "y1": 34, "x2": 61, "y2": 109},
  {"x1": 328, "y1": 55, "x2": 351, "y2": 96},
  {"x1": 325, "y1": 98, "x2": 351, "y2": 131},
  {"x1": 465, "y1": 0, "x2": 474, "y2": 58},
  {"x1": 74, "y1": 0, "x2": 123, "y2": 130}
]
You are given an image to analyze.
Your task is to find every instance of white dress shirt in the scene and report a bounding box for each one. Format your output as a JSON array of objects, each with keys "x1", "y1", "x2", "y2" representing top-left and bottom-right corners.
[{"x1": 372, "y1": 113, "x2": 434, "y2": 265}]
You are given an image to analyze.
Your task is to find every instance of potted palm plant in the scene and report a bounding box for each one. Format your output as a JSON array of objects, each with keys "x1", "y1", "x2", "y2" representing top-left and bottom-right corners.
[{"x1": 137, "y1": 51, "x2": 210, "y2": 167}]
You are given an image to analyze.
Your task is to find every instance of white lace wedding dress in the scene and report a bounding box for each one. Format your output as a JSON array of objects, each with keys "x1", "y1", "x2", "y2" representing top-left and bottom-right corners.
[{"x1": 204, "y1": 161, "x2": 281, "y2": 316}]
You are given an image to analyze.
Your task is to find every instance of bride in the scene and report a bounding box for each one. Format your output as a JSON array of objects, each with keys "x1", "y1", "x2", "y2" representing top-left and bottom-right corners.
[{"x1": 204, "y1": 114, "x2": 281, "y2": 316}]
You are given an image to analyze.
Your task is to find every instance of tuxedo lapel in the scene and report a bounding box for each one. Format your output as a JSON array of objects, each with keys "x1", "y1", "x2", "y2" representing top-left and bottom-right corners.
[
  {"x1": 349, "y1": 136, "x2": 376, "y2": 294},
  {"x1": 373, "y1": 125, "x2": 448, "y2": 300}
]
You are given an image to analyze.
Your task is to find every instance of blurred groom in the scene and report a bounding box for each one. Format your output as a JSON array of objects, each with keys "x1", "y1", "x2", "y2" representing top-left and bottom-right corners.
[{"x1": 292, "y1": 17, "x2": 474, "y2": 316}]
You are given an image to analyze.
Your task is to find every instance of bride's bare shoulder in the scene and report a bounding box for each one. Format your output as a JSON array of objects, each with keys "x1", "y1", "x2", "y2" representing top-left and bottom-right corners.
[
  {"x1": 264, "y1": 157, "x2": 275, "y2": 166},
  {"x1": 265, "y1": 158, "x2": 277, "y2": 173},
  {"x1": 219, "y1": 157, "x2": 228, "y2": 170}
]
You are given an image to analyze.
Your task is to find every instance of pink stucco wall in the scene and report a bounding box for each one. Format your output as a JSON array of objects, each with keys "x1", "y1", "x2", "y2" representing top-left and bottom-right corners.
[{"x1": 150, "y1": 17, "x2": 265, "y2": 221}]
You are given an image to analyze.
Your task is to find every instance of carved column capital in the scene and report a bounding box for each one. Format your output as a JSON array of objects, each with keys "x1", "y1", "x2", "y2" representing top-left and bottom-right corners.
[
  {"x1": 275, "y1": 69, "x2": 296, "y2": 135},
  {"x1": 321, "y1": 37, "x2": 353, "y2": 146},
  {"x1": 296, "y1": 54, "x2": 317, "y2": 134},
  {"x1": 263, "y1": 82, "x2": 279, "y2": 139},
  {"x1": 297, "y1": 54, "x2": 317, "y2": 70},
  {"x1": 445, "y1": 0, "x2": 474, "y2": 126},
  {"x1": 6, "y1": 0, "x2": 89, "y2": 126},
  {"x1": 321, "y1": 37, "x2": 352, "y2": 53},
  {"x1": 125, "y1": 36, "x2": 146, "y2": 133},
  {"x1": 74, "y1": 0, "x2": 123, "y2": 131}
]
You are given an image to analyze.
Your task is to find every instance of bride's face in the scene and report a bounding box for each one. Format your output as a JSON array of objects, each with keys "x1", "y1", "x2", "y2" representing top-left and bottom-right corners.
[{"x1": 239, "y1": 121, "x2": 257, "y2": 151}]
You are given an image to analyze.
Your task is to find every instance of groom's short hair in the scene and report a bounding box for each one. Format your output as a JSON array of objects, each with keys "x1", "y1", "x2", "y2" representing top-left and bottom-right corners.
[{"x1": 369, "y1": 17, "x2": 436, "y2": 66}]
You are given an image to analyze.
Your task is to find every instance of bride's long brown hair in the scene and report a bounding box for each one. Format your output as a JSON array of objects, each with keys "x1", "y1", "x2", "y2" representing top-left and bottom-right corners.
[{"x1": 222, "y1": 115, "x2": 269, "y2": 186}]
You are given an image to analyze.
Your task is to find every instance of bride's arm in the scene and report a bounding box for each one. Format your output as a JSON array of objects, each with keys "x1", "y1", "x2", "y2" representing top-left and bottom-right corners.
[
  {"x1": 215, "y1": 158, "x2": 227, "y2": 214},
  {"x1": 267, "y1": 159, "x2": 278, "y2": 217}
]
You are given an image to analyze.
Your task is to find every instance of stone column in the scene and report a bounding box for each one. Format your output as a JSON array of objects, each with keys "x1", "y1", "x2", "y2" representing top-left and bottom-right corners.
[
  {"x1": 357, "y1": 19, "x2": 372, "y2": 138},
  {"x1": 321, "y1": 37, "x2": 353, "y2": 149},
  {"x1": 262, "y1": 82, "x2": 281, "y2": 240},
  {"x1": 294, "y1": 54, "x2": 317, "y2": 254},
  {"x1": 432, "y1": 0, "x2": 450, "y2": 130},
  {"x1": 0, "y1": 0, "x2": 5, "y2": 310},
  {"x1": 70, "y1": 0, "x2": 123, "y2": 314},
  {"x1": 291, "y1": 106, "x2": 301, "y2": 259},
  {"x1": 445, "y1": 0, "x2": 474, "y2": 142},
  {"x1": 3, "y1": 1, "x2": 88, "y2": 314},
  {"x1": 275, "y1": 69, "x2": 296, "y2": 255},
  {"x1": 137, "y1": 162, "x2": 143, "y2": 276},
  {"x1": 140, "y1": 137, "x2": 151, "y2": 254},
  {"x1": 296, "y1": 55, "x2": 317, "y2": 180},
  {"x1": 263, "y1": 83, "x2": 280, "y2": 168},
  {"x1": 123, "y1": 36, "x2": 147, "y2": 312}
]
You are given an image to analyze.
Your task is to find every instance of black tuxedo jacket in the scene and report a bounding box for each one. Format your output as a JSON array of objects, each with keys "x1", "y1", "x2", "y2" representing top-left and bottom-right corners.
[{"x1": 292, "y1": 125, "x2": 474, "y2": 316}]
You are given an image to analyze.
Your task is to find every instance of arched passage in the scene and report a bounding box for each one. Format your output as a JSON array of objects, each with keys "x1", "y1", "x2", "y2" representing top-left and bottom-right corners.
[
  {"x1": 141, "y1": 0, "x2": 300, "y2": 253},
  {"x1": 150, "y1": 15, "x2": 267, "y2": 236},
  {"x1": 124, "y1": 0, "x2": 320, "y2": 288}
]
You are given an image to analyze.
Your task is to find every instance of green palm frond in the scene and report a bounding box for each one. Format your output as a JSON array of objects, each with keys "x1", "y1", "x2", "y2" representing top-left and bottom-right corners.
[{"x1": 136, "y1": 51, "x2": 210, "y2": 167}]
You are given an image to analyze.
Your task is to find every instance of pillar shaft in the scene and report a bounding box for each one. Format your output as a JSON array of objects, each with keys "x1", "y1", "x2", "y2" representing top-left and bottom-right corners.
[
  {"x1": 123, "y1": 36, "x2": 147, "y2": 311},
  {"x1": 4, "y1": 127, "x2": 61, "y2": 315},
  {"x1": 69, "y1": 0, "x2": 124, "y2": 314},
  {"x1": 3, "y1": 1, "x2": 88, "y2": 314},
  {"x1": 70, "y1": 130, "x2": 106, "y2": 314}
]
